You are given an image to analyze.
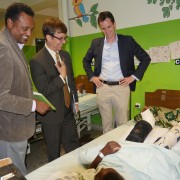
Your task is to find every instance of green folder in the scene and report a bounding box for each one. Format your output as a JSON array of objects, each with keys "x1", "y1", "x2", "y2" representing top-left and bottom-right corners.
[{"x1": 33, "y1": 92, "x2": 56, "y2": 111}]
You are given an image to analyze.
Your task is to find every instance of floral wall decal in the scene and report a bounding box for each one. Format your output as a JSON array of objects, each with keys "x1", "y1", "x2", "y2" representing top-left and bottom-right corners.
[
  {"x1": 69, "y1": 0, "x2": 99, "y2": 28},
  {"x1": 147, "y1": 0, "x2": 180, "y2": 18}
]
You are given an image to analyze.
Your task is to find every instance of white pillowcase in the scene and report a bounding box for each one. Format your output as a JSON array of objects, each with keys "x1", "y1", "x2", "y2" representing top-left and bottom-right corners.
[
  {"x1": 171, "y1": 141, "x2": 180, "y2": 154},
  {"x1": 144, "y1": 126, "x2": 169, "y2": 144},
  {"x1": 141, "y1": 109, "x2": 155, "y2": 128}
]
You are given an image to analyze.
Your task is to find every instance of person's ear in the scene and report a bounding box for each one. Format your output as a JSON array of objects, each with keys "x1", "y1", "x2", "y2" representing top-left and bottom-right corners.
[
  {"x1": 46, "y1": 34, "x2": 52, "y2": 42},
  {"x1": 114, "y1": 21, "x2": 116, "y2": 29},
  {"x1": 7, "y1": 18, "x2": 13, "y2": 29}
]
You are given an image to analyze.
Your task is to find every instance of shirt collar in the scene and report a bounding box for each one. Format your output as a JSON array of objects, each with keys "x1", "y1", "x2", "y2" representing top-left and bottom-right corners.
[
  {"x1": 45, "y1": 43, "x2": 57, "y2": 55},
  {"x1": 45, "y1": 43, "x2": 59, "y2": 63},
  {"x1": 18, "y1": 43, "x2": 24, "y2": 50},
  {"x1": 104, "y1": 34, "x2": 118, "y2": 44}
]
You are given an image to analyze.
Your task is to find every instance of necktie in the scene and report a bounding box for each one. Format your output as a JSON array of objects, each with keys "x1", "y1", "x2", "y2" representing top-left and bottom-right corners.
[{"x1": 56, "y1": 52, "x2": 70, "y2": 108}]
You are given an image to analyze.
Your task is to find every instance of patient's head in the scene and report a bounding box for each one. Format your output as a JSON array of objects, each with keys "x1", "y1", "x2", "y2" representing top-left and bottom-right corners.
[{"x1": 95, "y1": 168, "x2": 124, "y2": 180}]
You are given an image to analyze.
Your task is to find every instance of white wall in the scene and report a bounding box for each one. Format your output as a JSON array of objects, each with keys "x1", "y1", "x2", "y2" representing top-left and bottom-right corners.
[{"x1": 61, "y1": 0, "x2": 180, "y2": 37}]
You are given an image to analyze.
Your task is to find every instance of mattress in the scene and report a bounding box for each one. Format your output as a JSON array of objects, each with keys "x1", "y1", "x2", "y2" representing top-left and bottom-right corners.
[{"x1": 77, "y1": 93, "x2": 97, "y2": 113}]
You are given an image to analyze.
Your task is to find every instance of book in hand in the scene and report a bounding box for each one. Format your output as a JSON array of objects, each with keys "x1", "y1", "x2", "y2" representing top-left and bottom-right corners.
[{"x1": 33, "y1": 92, "x2": 56, "y2": 111}]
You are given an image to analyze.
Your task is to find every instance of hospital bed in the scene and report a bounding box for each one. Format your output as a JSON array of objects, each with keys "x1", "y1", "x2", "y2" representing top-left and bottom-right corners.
[
  {"x1": 75, "y1": 93, "x2": 99, "y2": 137},
  {"x1": 26, "y1": 89, "x2": 180, "y2": 180},
  {"x1": 74, "y1": 75, "x2": 99, "y2": 137}
]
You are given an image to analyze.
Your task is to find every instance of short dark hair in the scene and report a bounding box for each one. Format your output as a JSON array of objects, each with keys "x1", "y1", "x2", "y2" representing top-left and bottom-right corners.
[
  {"x1": 42, "y1": 17, "x2": 67, "y2": 38},
  {"x1": 101, "y1": 171, "x2": 124, "y2": 180},
  {"x1": 98, "y1": 11, "x2": 115, "y2": 25},
  {"x1": 5, "y1": 2, "x2": 34, "y2": 26}
]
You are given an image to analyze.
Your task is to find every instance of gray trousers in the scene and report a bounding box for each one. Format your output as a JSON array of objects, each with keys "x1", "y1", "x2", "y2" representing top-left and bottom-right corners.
[{"x1": 0, "y1": 140, "x2": 27, "y2": 175}]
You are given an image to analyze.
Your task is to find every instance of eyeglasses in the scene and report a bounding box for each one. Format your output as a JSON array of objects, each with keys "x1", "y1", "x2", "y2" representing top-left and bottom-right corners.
[{"x1": 50, "y1": 34, "x2": 67, "y2": 42}]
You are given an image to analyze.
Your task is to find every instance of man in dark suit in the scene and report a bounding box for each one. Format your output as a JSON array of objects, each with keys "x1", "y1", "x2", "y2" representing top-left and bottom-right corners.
[
  {"x1": 83, "y1": 11, "x2": 151, "y2": 133},
  {"x1": 0, "y1": 3, "x2": 50, "y2": 175},
  {"x1": 30, "y1": 17, "x2": 79, "y2": 162}
]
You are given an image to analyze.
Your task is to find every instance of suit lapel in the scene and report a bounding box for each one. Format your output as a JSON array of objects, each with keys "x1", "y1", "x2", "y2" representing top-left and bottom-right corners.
[
  {"x1": 4, "y1": 28, "x2": 32, "y2": 84},
  {"x1": 117, "y1": 35, "x2": 125, "y2": 69},
  {"x1": 59, "y1": 51, "x2": 69, "y2": 76},
  {"x1": 59, "y1": 51, "x2": 71, "y2": 84},
  {"x1": 97, "y1": 38, "x2": 104, "y2": 67},
  {"x1": 59, "y1": 51, "x2": 70, "y2": 71},
  {"x1": 42, "y1": 47, "x2": 60, "y2": 78},
  {"x1": 43, "y1": 47, "x2": 56, "y2": 65}
]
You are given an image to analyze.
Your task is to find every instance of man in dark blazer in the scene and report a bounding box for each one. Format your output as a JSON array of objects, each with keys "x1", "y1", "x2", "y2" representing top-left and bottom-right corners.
[
  {"x1": 0, "y1": 3, "x2": 50, "y2": 175},
  {"x1": 83, "y1": 11, "x2": 151, "y2": 134},
  {"x1": 30, "y1": 17, "x2": 79, "y2": 162}
]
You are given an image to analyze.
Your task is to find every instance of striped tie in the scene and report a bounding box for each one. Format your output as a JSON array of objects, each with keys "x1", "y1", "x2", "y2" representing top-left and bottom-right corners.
[{"x1": 56, "y1": 52, "x2": 70, "y2": 108}]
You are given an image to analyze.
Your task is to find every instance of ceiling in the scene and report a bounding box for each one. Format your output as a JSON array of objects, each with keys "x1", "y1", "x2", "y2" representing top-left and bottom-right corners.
[{"x1": 0, "y1": 0, "x2": 59, "y2": 20}]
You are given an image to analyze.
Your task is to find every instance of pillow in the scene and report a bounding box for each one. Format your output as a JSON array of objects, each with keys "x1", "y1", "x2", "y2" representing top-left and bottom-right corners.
[
  {"x1": 126, "y1": 120, "x2": 153, "y2": 143},
  {"x1": 154, "y1": 124, "x2": 180, "y2": 149},
  {"x1": 171, "y1": 141, "x2": 180, "y2": 154},
  {"x1": 141, "y1": 109, "x2": 155, "y2": 128},
  {"x1": 149, "y1": 106, "x2": 180, "y2": 128},
  {"x1": 134, "y1": 106, "x2": 180, "y2": 129},
  {"x1": 144, "y1": 126, "x2": 169, "y2": 144}
]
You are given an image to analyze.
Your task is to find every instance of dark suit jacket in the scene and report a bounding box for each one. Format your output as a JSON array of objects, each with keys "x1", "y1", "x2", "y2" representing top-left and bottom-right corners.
[
  {"x1": 0, "y1": 28, "x2": 35, "y2": 142},
  {"x1": 30, "y1": 47, "x2": 78, "y2": 124},
  {"x1": 83, "y1": 34, "x2": 151, "y2": 91}
]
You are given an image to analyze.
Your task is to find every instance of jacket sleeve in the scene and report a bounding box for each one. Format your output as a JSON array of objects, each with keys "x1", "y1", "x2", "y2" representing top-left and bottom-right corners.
[{"x1": 130, "y1": 36, "x2": 151, "y2": 80}]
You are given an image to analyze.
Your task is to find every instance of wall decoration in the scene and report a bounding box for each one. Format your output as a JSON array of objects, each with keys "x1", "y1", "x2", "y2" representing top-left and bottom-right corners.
[
  {"x1": 69, "y1": 0, "x2": 99, "y2": 28},
  {"x1": 134, "y1": 40, "x2": 180, "y2": 64},
  {"x1": 169, "y1": 41, "x2": 180, "y2": 59},
  {"x1": 147, "y1": 0, "x2": 180, "y2": 18},
  {"x1": 149, "y1": 46, "x2": 170, "y2": 63}
]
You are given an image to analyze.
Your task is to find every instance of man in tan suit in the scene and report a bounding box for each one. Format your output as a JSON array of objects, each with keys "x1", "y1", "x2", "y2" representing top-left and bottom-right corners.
[{"x1": 0, "y1": 3, "x2": 50, "y2": 175}]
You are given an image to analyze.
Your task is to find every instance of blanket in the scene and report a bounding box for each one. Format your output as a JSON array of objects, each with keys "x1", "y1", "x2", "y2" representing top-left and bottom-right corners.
[{"x1": 79, "y1": 141, "x2": 180, "y2": 180}]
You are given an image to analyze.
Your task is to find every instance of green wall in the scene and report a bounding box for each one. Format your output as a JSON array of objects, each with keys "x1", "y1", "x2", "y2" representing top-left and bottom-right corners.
[
  {"x1": 24, "y1": 19, "x2": 180, "y2": 125},
  {"x1": 23, "y1": 45, "x2": 36, "y2": 64}
]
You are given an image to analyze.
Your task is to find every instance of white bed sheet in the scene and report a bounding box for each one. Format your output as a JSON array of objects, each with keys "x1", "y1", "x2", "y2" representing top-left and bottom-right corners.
[
  {"x1": 26, "y1": 120, "x2": 180, "y2": 180},
  {"x1": 78, "y1": 93, "x2": 97, "y2": 112},
  {"x1": 75, "y1": 93, "x2": 99, "y2": 137}
]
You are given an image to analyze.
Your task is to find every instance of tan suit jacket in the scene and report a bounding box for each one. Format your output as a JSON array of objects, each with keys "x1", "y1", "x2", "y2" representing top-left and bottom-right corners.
[{"x1": 0, "y1": 28, "x2": 35, "y2": 142}]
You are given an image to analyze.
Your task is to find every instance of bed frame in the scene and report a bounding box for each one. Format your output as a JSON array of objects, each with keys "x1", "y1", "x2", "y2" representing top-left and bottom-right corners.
[
  {"x1": 75, "y1": 75, "x2": 98, "y2": 138},
  {"x1": 145, "y1": 89, "x2": 180, "y2": 109},
  {"x1": 75, "y1": 75, "x2": 94, "y2": 93}
]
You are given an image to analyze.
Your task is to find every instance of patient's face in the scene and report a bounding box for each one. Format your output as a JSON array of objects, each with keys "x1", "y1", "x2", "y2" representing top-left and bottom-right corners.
[{"x1": 95, "y1": 168, "x2": 124, "y2": 180}]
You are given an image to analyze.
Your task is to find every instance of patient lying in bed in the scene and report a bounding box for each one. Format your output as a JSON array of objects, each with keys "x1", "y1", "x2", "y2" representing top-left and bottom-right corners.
[
  {"x1": 48, "y1": 108, "x2": 180, "y2": 180},
  {"x1": 47, "y1": 125, "x2": 180, "y2": 180},
  {"x1": 78, "y1": 116, "x2": 180, "y2": 180},
  {"x1": 79, "y1": 137, "x2": 180, "y2": 180}
]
